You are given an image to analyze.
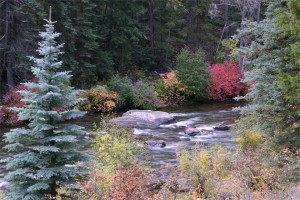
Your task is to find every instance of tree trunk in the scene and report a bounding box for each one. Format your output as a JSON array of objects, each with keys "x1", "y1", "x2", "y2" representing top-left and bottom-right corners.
[
  {"x1": 224, "y1": 0, "x2": 229, "y2": 39},
  {"x1": 238, "y1": 0, "x2": 246, "y2": 79},
  {"x1": 4, "y1": 2, "x2": 15, "y2": 92},
  {"x1": 6, "y1": 55, "x2": 15, "y2": 92},
  {"x1": 257, "y1": 0, "x2": 262, "y2": 23},
  {"x1": 148, "y1": 0, "x2": 154, "y2": 56},
  {"x1": 224, "y1": 0, "x2": 229, "y2": 59}
]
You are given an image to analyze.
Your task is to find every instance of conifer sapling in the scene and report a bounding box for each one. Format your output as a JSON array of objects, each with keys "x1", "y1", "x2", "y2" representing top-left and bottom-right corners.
[{"x1": 1, "y1": 11, "x2": 89, "y2": 200}]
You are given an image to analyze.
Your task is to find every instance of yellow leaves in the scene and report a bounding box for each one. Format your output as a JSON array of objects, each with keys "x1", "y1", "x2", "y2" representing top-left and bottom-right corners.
[
  {"x1": 95, "y1": 133, "x2": 135, "y2": 167},
  {"x1": 236, "y1": 130, "x2": 263, "y2": 151},
  {"x1": 198, "y1": 151, "x2": 210, "y2": 175}
]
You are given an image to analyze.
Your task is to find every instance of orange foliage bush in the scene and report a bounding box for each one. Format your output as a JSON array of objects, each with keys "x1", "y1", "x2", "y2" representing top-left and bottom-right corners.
[
  {"x1": 77, "y1": 88, "x2": 118, "y2": 112},
  {"x1": 109, "y1": 163, "x2": 153, "y2": 200},
  {"x1": 77, "y1": 163, "x2": 154, "y2": 200},
  {"x1": 156, "y1": 72, "x2": 187, "y2": 104}
]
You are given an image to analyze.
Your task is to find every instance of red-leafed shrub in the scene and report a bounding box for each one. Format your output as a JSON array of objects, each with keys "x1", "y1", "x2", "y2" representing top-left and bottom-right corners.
[
  {"x1": 208, "y1": 61, "x2": 249, "y2": 101},
  {"x1": 3, "y1": 85, "x2": 27, "y2": 108},
  {"x1": 109, "y1": 163, "x2": 153, "y2": 200},
  {"x1": 0, "y1": 84, "x2": 30, "y2": 127},
  {"x1": 0, "y1": 106, "x2": 24, "y2": 127}
]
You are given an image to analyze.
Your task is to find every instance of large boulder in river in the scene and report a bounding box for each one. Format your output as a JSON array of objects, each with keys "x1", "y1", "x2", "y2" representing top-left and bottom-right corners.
[{"x1": 111, "y1": 110, "x2": 174, "y2": 127}]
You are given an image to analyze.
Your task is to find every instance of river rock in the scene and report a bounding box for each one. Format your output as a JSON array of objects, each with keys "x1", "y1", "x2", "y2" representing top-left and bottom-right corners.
[
  {"x1": 200, "y1": 129, "x2": 213, "y2": 133},
  {"x1": 144, "y1": 140, "x2": 166, "y2": 148},
  {"x1": 111, "y1": 110, "x2": 174, "y2": 127},
  {"x1": 184, "y1": 127, "x2": 200, "y2": 136},
  {"x1": 213, "y1": 122, "x2": 230, "y2": 131}
]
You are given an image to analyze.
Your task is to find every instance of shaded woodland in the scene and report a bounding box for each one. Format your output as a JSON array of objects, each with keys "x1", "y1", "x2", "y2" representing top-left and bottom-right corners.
[{"x1": 0, "y1": 0, "x2": 262, "y2": 94}]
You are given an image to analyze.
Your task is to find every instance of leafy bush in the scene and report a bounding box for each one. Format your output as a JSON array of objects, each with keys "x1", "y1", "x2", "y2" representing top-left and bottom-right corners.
[
  {"x1": 175, "y1": 48, "x2": 210, "y2": 101},
  {"x1": 108, "y1": 75, "x2": 135, "y2": 109},
  {"x1": 108, "y1": 75, "x2": 159, "y2": 110},
  {"x1": 155, "y1": 72, "x2": 186, "y2": 105},
  {"x1": 176, "y1": 144, "x2": 297, "y2": 200},
  {"x1": 216, "y1": 38, "x2": 239, "y2": 63},
  {"x1": 3, "y1": 85, "x2": 26, "y2": 107},
  {"x1": 77, "y1": 85, "x2": 118, "y2": 112},
  {"x1": 132, "y1": 80, "x2": 159, "y2": 110},
  {"x1": 77, "y1": 119, "x2": 148, "y2": 199},
  {"x1": 208, "y1": 61, "x2": 249, "y2": 101},
  {"x1": 177, "y1": 145, "x2": 231, "y2": 199},
  {"x1": 0, "y1": 84, "x2": 29, "y2": 126},
  {"x1": 109, "y1": 163, "x2": 153, "y2": 200},
  {"x1": 0, "y1": 107, "x2": 24, "y2": 127},
  {"x1": 236, "y1": 130, "x2": 263, "y2": 152}
]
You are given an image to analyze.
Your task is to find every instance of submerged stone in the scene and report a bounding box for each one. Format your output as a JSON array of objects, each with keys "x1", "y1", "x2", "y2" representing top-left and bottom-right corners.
[
  {"x1": 213, "y1": 122, "x2": 231, "y2": 131},
  {"x1": 144, "y1": 140, "x2": 166, "y2": 148},
  {"x1": 184, "y1": 127, "x2": 200, "y2": 136}
]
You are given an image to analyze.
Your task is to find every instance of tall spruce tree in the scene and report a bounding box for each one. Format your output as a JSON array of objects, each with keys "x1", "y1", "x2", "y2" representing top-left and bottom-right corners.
[
  {"x1": 2, "y1": 12, "x2": 89, "y2": 200},
  {"x1": 236, "y1": 0, "x2": 299, "y2": 149}
]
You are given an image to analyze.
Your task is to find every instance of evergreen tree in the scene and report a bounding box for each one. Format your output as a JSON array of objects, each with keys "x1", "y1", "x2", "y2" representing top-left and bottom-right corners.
[
  {"x1": 236, "y1": 0, "x2": 299, "y2": 149},
  {"x1": 277, "y1": 0, "x2": 300, "y2": 148},
  {"x1": 184, "y1": 0, "x2": 219, "y2": 59},
  {"x1": 2, "y1": 14, "x2": 89, "y2": 199},
  {"x1": 148, "y1": 0, "x2": 186, "y2": 69},
  {"x1": 175, "y1": 48, "x2": 210, "y2": 101}
]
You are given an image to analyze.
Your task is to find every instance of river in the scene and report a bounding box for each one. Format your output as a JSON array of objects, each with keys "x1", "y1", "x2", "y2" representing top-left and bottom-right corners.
[
  {"x1": 0, "y1": 102, "x2": 242, "y2": 177},
  {"x1": 135, "y1": 102, "x2": 241, "y2": 168}
]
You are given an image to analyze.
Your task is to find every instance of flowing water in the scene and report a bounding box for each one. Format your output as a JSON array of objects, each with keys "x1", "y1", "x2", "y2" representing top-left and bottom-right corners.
[
  {"x1": 0, "y1": 102, "x2": 242, "y2": 183},
  {"x1": 135, "y1": 102, "x2": 241, "y2": 168}
]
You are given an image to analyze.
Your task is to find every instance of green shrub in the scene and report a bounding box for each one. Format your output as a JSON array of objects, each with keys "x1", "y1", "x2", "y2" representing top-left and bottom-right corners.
[
  {"x1": 177, "y1": 145, "x2": 232, "y2": 199},
  {"x1": 236, "y1": 130, "x2": 263, "y2": 152},
  {"x1": 108, "y1": 75, "x2": 159, "y2": 110},
  {"x1": 216, "y1": 38, "x2": 239, "y2": 63},
  {"x1": 132, "y1": 80, "x2": 159, "y2": 110},
  {"x1": 177, "y1": 144, "x2": 292, "y2": 200},
  {"x1": 108, "y1": 75, "x2": 135, "y2": 109},
  {"x1": 175, "y1": 48, "x2": 210, "y2": 101}
]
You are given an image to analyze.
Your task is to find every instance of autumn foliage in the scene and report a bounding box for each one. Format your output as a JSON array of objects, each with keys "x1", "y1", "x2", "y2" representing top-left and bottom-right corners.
[
  {"x1": 0, "y1": 85, "x2": 28, "y2": 126},
  {"x1": 208, "y1": 61, "x2": 249, "y2": 101},
  {"x1": 109, "y1": 163, "x2": 153, "y2": 200},
  {"x1": 156, "y1": 72, "x2": 187, "y2": 104},
  {"x1": 77, "y1": 86, "x2": 118, "y2": 112}
]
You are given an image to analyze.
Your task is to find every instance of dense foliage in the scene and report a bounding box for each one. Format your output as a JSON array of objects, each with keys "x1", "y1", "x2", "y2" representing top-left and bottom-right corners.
[
  {"x1": 107, "y1": 75, "x2": 159, "y2": 110},
  {"x1": 0, "y1": 0, "x2": 299, "y2": 199},
  {"x1": 177, "y1": 144, "x2": 298, "y2": 199},
  {"x1": 0, "y1": 85, "x2": 26, "y2": 126},
  {"x1": 0, "y1": 81, "x2": 39, "y2": 126},
  {"x1": 0, "y1": 0, "x2": 227, "y2": 93},
  {"x1": 2, "y1": 19, "x2": 89, "y2": 199}
]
